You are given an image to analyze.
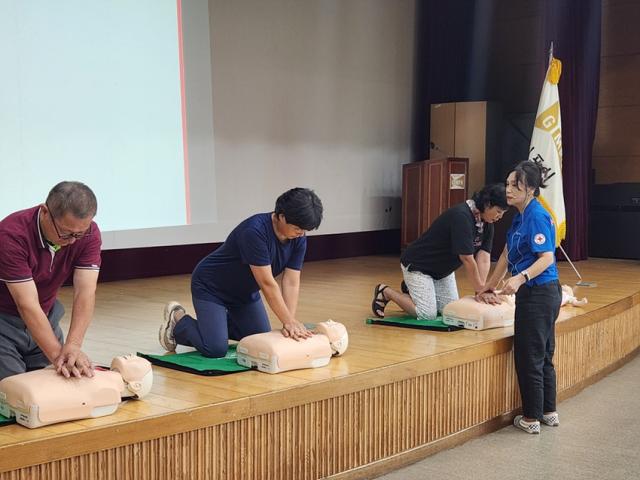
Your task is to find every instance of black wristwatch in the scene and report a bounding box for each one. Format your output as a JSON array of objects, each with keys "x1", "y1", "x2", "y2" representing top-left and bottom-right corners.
[{"x1": 521, "y1": 270, "x2": 530, "y2": 282}]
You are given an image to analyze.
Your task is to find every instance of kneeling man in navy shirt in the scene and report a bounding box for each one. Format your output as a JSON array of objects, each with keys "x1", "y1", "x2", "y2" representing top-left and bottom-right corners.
[{"x1": 160, "y1": 188, "x2": 323, "y2": 357}]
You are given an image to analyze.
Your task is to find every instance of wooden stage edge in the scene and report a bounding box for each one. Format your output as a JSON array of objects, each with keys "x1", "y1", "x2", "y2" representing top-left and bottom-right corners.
[
  {"x1": 329, "y1": 346, "x2": 640, "y2": 480},
  {"x1": 0, "y1": 257, "x2": 639, "y2": 479}
]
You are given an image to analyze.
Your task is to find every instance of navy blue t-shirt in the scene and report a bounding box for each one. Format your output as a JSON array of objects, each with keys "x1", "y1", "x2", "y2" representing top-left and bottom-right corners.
[
  {"x1": 507, "y1": 198, "x2": 558, "y2": 286},
  {"x1": 191, "y1": 213, "x2": 307, "y2": 305}
]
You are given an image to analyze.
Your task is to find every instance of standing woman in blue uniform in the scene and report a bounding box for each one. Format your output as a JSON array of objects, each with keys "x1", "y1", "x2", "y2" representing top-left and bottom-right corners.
[
  {"x1": 478, "y1": 160, "x2": 562, "y2": 434},
  {"x1": 158, "y1": 188, "x2": 323, "y2": 357}
]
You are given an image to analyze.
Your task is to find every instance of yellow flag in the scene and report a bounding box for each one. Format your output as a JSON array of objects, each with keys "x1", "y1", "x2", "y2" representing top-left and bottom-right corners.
[{"x1": 529, "y1": 56, "x2": 565, "y2": 246}]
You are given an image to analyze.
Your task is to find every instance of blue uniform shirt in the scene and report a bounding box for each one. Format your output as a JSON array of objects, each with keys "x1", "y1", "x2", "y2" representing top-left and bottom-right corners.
[
  {"x1": 506, "y1": 198, "x2": 558, "y2": 286},
  {"x1": 191, "y1": 213, "x2": 307, "y2": 305}
]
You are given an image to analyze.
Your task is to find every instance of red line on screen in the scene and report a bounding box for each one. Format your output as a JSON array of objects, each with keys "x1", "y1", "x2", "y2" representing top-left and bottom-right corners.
[{"x1": 177, "y1": 0, "x2": 191, "y2": 224}]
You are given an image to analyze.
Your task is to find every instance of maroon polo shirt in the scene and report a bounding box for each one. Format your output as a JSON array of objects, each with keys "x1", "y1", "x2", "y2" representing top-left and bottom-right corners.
[{"x1": 0, "y1": 206, "x2": 102, "y2": 317}]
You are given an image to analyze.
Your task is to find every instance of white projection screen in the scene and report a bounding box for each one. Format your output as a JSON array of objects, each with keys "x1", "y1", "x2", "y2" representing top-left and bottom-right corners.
[{"x1": 0, "y1": 0, "x2": 216, "y2": 244}]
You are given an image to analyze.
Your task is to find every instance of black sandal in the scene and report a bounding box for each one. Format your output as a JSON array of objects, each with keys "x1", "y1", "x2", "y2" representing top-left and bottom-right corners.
[{"x1": 371, "y1": 283, "x2": 389, "y2": 318}]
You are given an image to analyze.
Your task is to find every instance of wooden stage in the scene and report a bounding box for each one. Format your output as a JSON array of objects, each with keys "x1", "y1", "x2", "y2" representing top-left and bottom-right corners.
[{"x1": 0, "y1": 256, "x2": 639, "y2": 479}]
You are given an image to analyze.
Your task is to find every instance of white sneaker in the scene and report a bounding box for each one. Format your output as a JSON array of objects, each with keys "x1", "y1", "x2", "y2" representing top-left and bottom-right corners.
[
  {"x1": 159, "y1": 301, "x2": 185, "y2": 351},
  {"x1": 541, "y1": 412, "x2": 559, "y2": 426},
  {"x1": 513, "y1": 415, "x2": 540, "y2": 434}
]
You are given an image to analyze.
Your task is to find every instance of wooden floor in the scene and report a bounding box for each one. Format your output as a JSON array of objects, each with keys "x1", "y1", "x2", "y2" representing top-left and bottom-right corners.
[{"x1": 1, "y1": 256, "x2": 639, "y2": 479}]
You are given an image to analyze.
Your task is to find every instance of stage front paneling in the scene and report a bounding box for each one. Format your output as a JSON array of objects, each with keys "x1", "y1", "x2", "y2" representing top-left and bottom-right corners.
[{"x1": 0, "y1": 257, "x2": 638, "y2": 479}]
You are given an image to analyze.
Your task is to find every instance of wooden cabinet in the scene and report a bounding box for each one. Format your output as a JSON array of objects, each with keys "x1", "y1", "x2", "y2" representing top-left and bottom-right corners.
[
  {"x1": 401, "y1": 157, "x2": 469, "y2": 248},
  {"x1": 430, "y1": 101, "x2": 503, "y2": 191}
]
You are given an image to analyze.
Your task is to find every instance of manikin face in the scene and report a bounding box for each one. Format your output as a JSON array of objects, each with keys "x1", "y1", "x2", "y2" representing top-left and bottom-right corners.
[{"x1": 479, "y1": 206, "x2": 507, "y2": 224}]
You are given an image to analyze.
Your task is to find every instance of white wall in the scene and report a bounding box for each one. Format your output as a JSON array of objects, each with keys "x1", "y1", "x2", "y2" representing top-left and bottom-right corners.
[
  {"x1": 104, "y1": 0, "x2": 415, "y2": 249},
  {"x1": 1, "y1": 0, "x2": 187, "y2": 232}
]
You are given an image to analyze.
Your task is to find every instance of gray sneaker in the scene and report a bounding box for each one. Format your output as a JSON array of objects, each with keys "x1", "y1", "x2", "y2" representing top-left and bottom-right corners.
[
  {"x1": 159, "y1": 301, "x2": 185, "y2": 351},
  {"x1": 541, "y1": 412, "x2": 559, "y2": 426},
  {"x1": 513, "y1": 415, "x2": 540, "y2": 434}
]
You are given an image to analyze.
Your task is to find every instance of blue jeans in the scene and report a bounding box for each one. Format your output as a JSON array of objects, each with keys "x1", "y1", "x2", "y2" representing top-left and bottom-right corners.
[{"x1": 173, "y1": 297, "x2": 271, "y2": 358}]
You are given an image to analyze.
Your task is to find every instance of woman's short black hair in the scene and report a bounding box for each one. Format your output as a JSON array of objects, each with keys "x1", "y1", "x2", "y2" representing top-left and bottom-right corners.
[
  {"x1": 274, "y1": 188, "x2": 323, "y2": 230},
  {"x1": 471, "y1": 183, "x2": 508, "y2": 212},
  {"x1": 512, "y1": 160, "x2": 549, "y2": 197}
]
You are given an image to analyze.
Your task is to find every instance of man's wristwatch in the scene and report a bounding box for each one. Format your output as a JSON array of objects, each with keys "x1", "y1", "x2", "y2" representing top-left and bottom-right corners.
[{"x1": 521, "y1": 270, "x2": 530, "y2": 282}]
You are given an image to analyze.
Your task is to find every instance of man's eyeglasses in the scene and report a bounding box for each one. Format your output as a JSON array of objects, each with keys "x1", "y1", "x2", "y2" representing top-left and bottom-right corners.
[{"x1": 46, "y1": 203, "x2": 93, "y2": 240}]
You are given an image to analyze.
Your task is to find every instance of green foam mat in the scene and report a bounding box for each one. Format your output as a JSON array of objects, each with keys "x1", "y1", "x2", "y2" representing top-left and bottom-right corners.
[
  {"x1": 0, "y1": 413, "x2": 15, "y2": 426},
  {"x1": 366, "y1": 315, "x2": 462, "y2": 332},
  {"x1": 138, "y1": 344, "x2": 251, "y2": 376}
]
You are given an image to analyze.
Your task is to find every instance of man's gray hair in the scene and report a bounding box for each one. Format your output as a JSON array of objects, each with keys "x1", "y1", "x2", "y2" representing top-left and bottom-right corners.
[{"x1": 46, "y1": 181, "x2": 97, "y2": 219}]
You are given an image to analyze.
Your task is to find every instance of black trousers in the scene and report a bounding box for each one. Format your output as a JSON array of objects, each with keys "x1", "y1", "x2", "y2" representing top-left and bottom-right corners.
[{"x1": 513, "y1": 280, "x2": 562, "y2": 420}]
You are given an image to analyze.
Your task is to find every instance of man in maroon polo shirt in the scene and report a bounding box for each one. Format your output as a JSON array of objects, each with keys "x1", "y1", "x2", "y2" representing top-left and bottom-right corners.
[{"x1": 0, "y1": 181, "x2": 101, "y2": 380}]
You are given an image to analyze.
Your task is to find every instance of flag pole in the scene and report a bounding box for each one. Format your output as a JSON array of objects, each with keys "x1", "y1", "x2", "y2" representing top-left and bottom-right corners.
[
  {"x1": 545, "y1": 41, "x2": 595, "y2": 287},
  {"x1": 558, "y1": 245, "x2": 596, "y2": 287}
]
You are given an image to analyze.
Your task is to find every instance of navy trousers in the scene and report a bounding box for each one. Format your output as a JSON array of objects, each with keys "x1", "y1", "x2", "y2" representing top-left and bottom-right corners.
[{"x1": 173, "y1": 296, "x2": 271, "y2": 358}]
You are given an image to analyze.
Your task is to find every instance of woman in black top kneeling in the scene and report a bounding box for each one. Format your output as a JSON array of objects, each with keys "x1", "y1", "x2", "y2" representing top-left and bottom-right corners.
[{"x1": 371, "y1": 184, "x2": 508, "y2": 320}]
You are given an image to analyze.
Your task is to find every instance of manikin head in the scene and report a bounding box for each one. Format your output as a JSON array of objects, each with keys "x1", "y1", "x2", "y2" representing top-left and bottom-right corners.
[
  {"x1": 110, "y1": 355, "x2": 153, "y2": 398},
  {"x1": 315, "y1": 320, "x2": 349, "y2": 356}
]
